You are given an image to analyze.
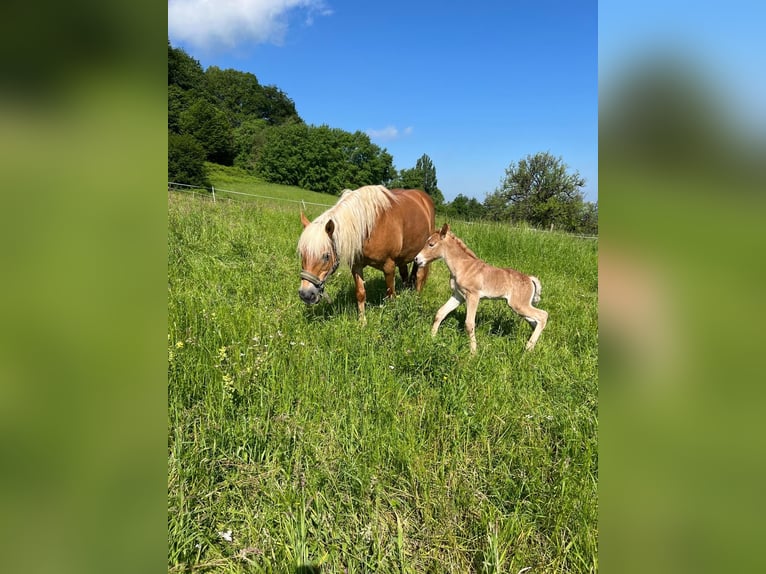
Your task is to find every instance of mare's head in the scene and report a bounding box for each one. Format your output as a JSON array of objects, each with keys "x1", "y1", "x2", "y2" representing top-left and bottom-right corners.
[
  {"x1": 415, "y1": 223, "x2": 450, "y2": 266},
  {"x1": 297, "y1": 212, "x2": 339, "y2": 305}
]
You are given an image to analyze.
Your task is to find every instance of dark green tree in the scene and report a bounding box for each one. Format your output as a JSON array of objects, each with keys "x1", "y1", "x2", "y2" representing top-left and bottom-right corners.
[
  {"x1": 392, "y1": 167, "x2": 419, "y2": 189},
  {"x1": 258, "y1": 85, "x2": 302, "y2": 125},
  {"x1": 168, "y1": 132, "x2": 208, "y2": 187},
  {"x1": 232, "y1": 118, "x2": 271, "y2": 170},
  {"x1": 391, "y1": 153, "x2": 444, "y2": 205},
  {"x1": 446, "y1": 194, "x2": 487, "y2": 220},
  {"x1": 204, "y1": 66, "x2": 264, "y2": 128},
  {"x1": 254, "y1": 122, "x2": 310, "y2": 187},
  {"x1": 484, "y1": 152, "x2": 586, "y2": 231},
  {"x1": 179, "y1": 99, "x2": 235, "y2": 165},
  {"x1": 168, "y1": 42, "x2": 205, "y2": 91},
  {"x1": 345, "y1": 130, "x2": 396, "y2": 188},
  {"x1": 168, "y1": 40, "x2": 303, "y2": 170},
  {"x1": 255, "y1": 124, "x2": 395, "y2": 194},
  {"x1": 578, "y1": 201, "x2": 598, "y2": 235},
  {"x1": 416, "y1": 154, "x2": 439, "y2": 198},
  {"x1": 168, "y1": 84, "x2": 191, "y2": 134},
  {"x1": 204, "y1": 67, "x2": 301, "y2": 128}
]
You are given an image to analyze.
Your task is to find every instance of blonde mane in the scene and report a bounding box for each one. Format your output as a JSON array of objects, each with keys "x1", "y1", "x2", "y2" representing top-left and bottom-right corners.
[{"x1": 298, "y1": 185, "x2": 396, "y2": 267}]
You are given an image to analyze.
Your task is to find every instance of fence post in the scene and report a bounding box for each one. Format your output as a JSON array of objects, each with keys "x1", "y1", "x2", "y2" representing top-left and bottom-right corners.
[{"x1": 212, "y1": 186, "x2": 216, "y2": 203}]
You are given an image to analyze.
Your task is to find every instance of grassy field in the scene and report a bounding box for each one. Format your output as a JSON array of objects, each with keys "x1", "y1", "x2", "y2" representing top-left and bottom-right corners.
[{"x1": 167, "y1": 170, "x2": 598, "y2": 572}]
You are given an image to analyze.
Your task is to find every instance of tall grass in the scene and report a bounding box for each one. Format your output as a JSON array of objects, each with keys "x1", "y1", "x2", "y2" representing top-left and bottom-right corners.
[{"x1": 168, "y1": 183, "x2": 597, "y2": 572}]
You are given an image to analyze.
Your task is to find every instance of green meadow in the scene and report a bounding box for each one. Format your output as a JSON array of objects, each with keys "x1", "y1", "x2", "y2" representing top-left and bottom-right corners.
[{"x1": 168, "y1": 168, "x2": 598, "y2": 572}]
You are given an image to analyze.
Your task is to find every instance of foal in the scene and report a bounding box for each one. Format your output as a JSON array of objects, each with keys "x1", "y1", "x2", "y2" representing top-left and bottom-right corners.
[{"x1": 415, "y1": 223, "x2": 548, "y2": 354}]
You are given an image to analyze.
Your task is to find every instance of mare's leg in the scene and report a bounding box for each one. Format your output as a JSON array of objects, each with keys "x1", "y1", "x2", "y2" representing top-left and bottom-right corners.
[
  {"x1": 398, "y1": 263, "x2": 410, "y2": 288},
  {"x1": 352, "y1": 266, "x2": 367, "y2": 324},
  {"x1": 383, "y1": 259, "x2": 397, "y2": 299},
  {"x1": 464, "y1": 293, "x2": 480, "y2": 354},
  {"x1": 414, "y1": 261, "x2": 430, "y2": 292},
  {"x1": 432, "y1": 292, "x2": 463, "y2": 336}
]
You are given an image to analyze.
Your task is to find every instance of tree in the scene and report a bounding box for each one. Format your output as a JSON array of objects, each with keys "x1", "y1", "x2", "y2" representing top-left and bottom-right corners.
[
  {"x1": 167, "y1": 84, "x2": 189, "y2": 134},
  {"x1": 168, "y1": 133, "x2": 208, "y2": 187},
  {"x1": 168, "y1": 41, "x2": 303, "y2": 171},
  {"x1": 168, "y1": 42, "x2": 205, "y2": 91},
  {"x1": 578, "y1": 201, "x2": 598, "y2": 235},
  {"x1": 258, "y1": 85, "x2": 302, "y2": 125},
  {"x1": 204, "y1": 66, "x2": 265, "y2": 128},
  {"x1": 232, "y1": 118, "x2": 271, "y2": 171},
  {"x1": 179, "y1": 99, "x2": 235, "y2": 165},
  {"x1": 484, "y1": 152, "x2": 586, "y2": 231},
  {"x1": 204, "y1": 67, "x2": 302, "y2": 128},
  {"x1": 255, "y1": 124, "x2": 396, "y2": 194},
  {"x1": 391, "y1": 153, "x2": 444, "y2": 205},
  {"x1": 446, "y1": 194, "x2": 487, "y2": 220}
]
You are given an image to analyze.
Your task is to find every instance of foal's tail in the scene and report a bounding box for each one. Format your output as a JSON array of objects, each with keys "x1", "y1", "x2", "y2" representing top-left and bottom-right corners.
[{"x1": 530, "y1": 276, "x2": 542, "y2": 305}]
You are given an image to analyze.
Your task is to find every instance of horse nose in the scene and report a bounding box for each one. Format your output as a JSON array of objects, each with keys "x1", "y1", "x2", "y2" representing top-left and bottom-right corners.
[{"x1": 299, "y1": 285, "x2": 319, "y2": 305}]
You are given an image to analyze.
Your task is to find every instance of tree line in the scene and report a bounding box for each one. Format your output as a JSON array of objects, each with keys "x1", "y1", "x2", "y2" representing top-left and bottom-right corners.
[{"x1": 168, "y1": 41, "x2": 597, "y2": 234}]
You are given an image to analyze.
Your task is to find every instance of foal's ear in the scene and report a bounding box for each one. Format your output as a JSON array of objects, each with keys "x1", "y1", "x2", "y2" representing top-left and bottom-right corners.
[
  {"x1": 300, "y1": 212, "x2": 311, "y2": 228},
  {"x1": 325, "y1": 219, "x2": 335, "y2": 237},
  {"x1": 440, "y1": 223, "x2": 449, "y2": 237}
]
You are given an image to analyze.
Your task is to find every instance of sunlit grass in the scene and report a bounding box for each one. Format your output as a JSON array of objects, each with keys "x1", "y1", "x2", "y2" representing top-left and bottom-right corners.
[
  {"x1": 168, "y1": 189, "x2": 597, "y2": 573},
  {"x1": 203, "y1": 163, "x2": 337, "y2": 206}
]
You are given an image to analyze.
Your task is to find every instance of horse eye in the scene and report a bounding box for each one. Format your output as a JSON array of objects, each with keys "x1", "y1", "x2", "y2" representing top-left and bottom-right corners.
[{"x1": 322, "y1": 252, "x2": 330, "y2": 262}]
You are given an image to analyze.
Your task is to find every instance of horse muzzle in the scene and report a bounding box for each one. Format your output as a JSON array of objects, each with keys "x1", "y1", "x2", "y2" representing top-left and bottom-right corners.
[{"x1": 299, "y1": 284, "x2": 322, "y2": 305}]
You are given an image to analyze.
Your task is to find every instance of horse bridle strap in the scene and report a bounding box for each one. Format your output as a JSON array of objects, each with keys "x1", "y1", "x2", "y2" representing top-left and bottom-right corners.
[{"x1": 300, "y1": 241, "x2": 340, "y2": 289}]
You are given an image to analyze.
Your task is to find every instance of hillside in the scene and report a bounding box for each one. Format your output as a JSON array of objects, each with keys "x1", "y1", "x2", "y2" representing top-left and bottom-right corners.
[{"x1": 167, "y1": 189, "x2": 598, "y2": 572}]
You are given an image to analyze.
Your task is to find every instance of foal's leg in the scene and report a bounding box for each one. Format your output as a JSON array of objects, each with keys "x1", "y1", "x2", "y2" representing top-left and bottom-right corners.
[
  {"x1": 509, "y1": 297, "x2": 548, "y2": 351},
  {"x1": 464, "y1": 293, "x2": 481, "y2": 354},
  {"x1": 352, "y1": 266, "x2": 367, "y2": 324},
  {"x1": 432, "y1": 292, "x2": 463, "y2": 336},
  {"x1": 523, "y1": 307, "x2": 548, "y2": 351}
]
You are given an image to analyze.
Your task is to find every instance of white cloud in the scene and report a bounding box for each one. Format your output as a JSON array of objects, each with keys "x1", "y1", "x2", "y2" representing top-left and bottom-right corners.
[
  {"x1": 168, "y1": 0, "x2": 332, "y2": 50},
  {"x1": 365, "y1": 125, "x2": 414, "y2": 141}
]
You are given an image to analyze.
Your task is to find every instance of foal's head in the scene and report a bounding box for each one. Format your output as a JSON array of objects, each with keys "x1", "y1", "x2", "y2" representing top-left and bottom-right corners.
[{"x1": 415, "y1": 223, "x2": 451, "y2": 266}]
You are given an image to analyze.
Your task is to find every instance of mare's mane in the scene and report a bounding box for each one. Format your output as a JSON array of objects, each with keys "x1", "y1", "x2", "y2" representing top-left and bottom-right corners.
[{"x1": 298, "y1": 185, "x2": 396, "y2": 267}]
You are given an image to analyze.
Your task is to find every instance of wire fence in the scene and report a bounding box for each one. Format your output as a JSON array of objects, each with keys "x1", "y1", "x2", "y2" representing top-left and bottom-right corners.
[
  {"x1": 168, "y1": 181, "x2": 334, "y2": 208},
  {"x1": 168, "y1": 182, "x2": 597, "y2": 240}
]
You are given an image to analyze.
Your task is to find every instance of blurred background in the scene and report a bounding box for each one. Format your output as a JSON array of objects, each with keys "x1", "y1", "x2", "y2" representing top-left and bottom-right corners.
[
  {"x1": 0, "y1": 1, "x2": 167, "y2": 573},
  {"x1": 0, "y1": 1, "x2": 764, "y2": 572},
  {"x1": 599, "y1": 1, "x2": 766, "y2": 572}
]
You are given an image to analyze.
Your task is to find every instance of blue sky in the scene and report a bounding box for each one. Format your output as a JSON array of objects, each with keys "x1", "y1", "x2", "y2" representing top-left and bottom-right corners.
[{"x1": 169, "y1": 1, "x2": 598, "y2": 203}]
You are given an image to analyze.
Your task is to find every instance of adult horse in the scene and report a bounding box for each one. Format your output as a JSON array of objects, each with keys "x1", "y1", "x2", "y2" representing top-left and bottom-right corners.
[{"x1": 297, "y1": 185, "x2": 435, "y2": 322}]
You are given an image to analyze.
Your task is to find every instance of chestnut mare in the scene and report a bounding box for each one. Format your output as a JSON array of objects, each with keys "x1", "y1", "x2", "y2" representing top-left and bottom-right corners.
[
  {"x1": 415, "y1": 223, "x2": 548, "y2": 354},
  {"x1": 298, "y1": 185, "x2": 435, "y2": 322}
]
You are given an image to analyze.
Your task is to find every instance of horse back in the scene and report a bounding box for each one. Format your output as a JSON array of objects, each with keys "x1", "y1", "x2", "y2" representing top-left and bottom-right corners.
[{"x1": 364, "y1": 189, "x2": 435, "y2": 263}]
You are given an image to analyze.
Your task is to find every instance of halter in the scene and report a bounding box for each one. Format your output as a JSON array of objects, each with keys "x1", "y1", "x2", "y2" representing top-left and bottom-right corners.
[{"x1": 300, "y1": 239, "x2": 340, "y2": 290}]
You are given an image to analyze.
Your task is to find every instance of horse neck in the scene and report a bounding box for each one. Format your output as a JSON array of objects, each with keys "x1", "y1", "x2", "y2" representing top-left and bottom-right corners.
[
  {"x1": 442, "y1": 235, "x2": 478, "y2": 276},
  {"x1": 326, "y1": 187, "x2": 391, "y2": 266}
]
